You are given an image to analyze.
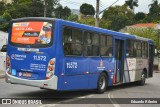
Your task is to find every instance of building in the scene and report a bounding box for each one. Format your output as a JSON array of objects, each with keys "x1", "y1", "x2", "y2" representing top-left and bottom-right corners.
[{"x1": 120, "y1": 23, "x2": 158, "y2": 32}]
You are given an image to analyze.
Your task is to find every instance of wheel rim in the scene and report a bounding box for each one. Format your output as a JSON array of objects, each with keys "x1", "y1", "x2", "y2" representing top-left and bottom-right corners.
[{"x1": 99, "y1": 76, "x2": 106, "y2": 90}]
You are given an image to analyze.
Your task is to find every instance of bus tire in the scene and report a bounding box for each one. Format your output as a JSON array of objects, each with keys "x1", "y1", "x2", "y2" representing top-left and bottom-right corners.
[
  {"x1": 138, "y1": 71, "x2": 146, "y2": 85},
  {"x1": 96, "y1": 72, "x2": 107, "y2": 94}
]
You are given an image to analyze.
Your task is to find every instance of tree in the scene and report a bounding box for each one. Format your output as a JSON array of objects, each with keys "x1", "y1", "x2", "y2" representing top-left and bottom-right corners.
[
  {"x1": 102, "y1": 5, "x2": 134, "y2": 31},
  {"x1": 122, "y1": 27, "x2": 159, "y2": 48},
  {"x1": 147, "y1": 0, "x2": 160, "y2": 22},
  {"x1": 54, "y1": 5, "x2": 63, "y2": 18},
  {"x1": 54, "y1": 5, "x2": 71, "y2": 19},
  {"x1": 0, "y1": 0, "x2": 59, "y2": 31},
  {"x1": 29, "y1": 0, "x2": 44, "y2": 17},
  {"x1": 78, "y1": 17, "x2": 95, "y2": 26},
  {"x1": 2, "y1": 11, "x2": 12, "y2": 22},
  {"x1": 45, "y1": 0, "x2": 59, "y2": 17},
  {"x1": 125, "y1": 0, "x2": 138, "y2": 12},
  {"x1": 68, "y1": 14, "x2": 78, "y2": 22},
  {"x1": 63, "y1": 6, "x2": 71, "y2": 19},
  {"x1": 0, "y1": 1, "x2": 6, "y2": 15},
  {"x1": 80, "y1": 3, "x2": 95, "y2": 16},
  {"x1": 134, "y1": 12, "x2": 146, "y2": 22}
]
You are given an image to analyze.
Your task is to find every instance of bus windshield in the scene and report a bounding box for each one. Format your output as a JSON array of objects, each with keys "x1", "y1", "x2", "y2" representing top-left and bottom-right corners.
[{"x1": 11, "y1": 21, "x2": 53, "y2": 46}]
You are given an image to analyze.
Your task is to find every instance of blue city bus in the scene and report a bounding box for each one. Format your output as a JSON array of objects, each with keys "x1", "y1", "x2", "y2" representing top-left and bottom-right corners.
[{"x1": 6, "y1": 17, "x2": 154, "y2": 93}]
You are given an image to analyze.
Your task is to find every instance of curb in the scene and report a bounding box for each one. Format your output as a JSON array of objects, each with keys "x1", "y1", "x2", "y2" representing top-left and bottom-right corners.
[{"x1": 155, "y1": 71, "x2": 160, "y2": 73}]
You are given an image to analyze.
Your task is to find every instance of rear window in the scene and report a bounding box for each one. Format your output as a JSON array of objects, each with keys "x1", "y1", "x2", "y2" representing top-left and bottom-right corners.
[{"x1": 11, "y1": 21, "x2": 53, "y2": 46}]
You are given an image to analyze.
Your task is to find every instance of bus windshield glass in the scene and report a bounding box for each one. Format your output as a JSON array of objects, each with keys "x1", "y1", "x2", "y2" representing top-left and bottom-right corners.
[{"x1": 11, "y1": 21, "x2": 53, "y2": 45}]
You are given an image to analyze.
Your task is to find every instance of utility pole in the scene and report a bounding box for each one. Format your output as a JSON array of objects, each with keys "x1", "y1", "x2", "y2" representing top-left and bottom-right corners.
[
  {"x1": 95, "y1": 0, "x2": 100, "y2": 27},
  {"x1": 44, "y1": 0, "x2": 47, "y2": 17}
]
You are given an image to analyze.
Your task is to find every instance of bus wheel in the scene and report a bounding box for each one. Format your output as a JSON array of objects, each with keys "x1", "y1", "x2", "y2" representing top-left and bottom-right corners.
[
  {"x1": 97, "y1": 72, "x2": 107, "y2": 94},
  {"x1": 138, "y1": 71, "x2": 146, "y2": 85}
]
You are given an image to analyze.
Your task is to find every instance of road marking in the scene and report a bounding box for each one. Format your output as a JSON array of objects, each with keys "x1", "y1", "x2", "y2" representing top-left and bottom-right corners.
[
  {"x1": 86, "y1": 94, "x2": 95, "y2": 97},
  {"x1": 77, "y1": 96, "x2": 86, "y2": 98},
  {"x1": 39, "y1": 104, "x2": 57, "y2": 107},
  {"x1": 108, "y1": 93, "x2": 121, "y2": 107},
  {"x1": 38, "y1": 94, "x2": 95, "y2": 107}
]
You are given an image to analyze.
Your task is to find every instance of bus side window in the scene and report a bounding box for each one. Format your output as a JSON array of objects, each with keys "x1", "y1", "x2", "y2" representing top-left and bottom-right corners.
[
  {"x1": 142, "y1": 42, "x2": 148, "y2": 58},
  {"x1": 63, "y1": 27, "x2": 82, "y2": 56},
  {"x1": 84, "y1": 32, "x2": 92, "y2": 56},
  {"x1": 100, "y1": 34, "x2": 113, "y2": 57},
  {"x1": 136, "y1": 41, "x2": 142, "y2": 57},
  {"x1": 126, "y1": 39, "x2": 134, "y2": 57}
]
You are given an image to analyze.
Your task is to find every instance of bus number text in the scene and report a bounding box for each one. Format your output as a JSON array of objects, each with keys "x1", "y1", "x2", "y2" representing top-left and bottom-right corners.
[
  {"x1": 66, "y1": 62, "x2": 77, "y2": 69},
  {"x1": 33, "y1": 55, "x2": 46, "y2": 61}
]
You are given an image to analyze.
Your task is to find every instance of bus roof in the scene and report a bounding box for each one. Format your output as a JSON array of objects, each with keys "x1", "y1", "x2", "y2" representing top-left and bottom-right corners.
[{"x1": 11, "y1": 17, "x2": 153, "y2": 43}]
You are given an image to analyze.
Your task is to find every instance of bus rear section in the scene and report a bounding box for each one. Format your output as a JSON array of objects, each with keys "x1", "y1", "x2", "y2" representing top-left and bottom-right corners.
[{"x1": 5, "y1": 18, "x2": 58, "y2": 90}]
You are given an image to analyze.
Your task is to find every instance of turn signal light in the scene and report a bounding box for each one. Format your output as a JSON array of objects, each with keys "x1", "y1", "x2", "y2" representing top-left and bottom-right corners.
[
  {"x1": 49, "y1": 60, "x2": 54, "y2": 65},
  {"x1": 48, "y1": 66, "x2": 53, "y2": 71},
  {"x1": 6, "y1": 57, "x2": 10, "y2": 62}
]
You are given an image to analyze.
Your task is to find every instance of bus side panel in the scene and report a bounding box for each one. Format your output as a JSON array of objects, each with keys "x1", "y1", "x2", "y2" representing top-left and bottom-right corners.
[
  {"x1": 63, "y1": 75, "x2": 89, "y2": 90},
  {"x1": 88, "y1": 74, "x2": 99, "y2": 89},
  {"x1": 55, "y1": 20, "x2": 64, "y2": 91},
  {"x1": 124, "y1": 58, "x2": 148, "y2": 83},
  {"x1": 135, "y1": 58, "x2": 148, "y2": 81},
  {"x1": 88, "y1": 57, "x2": 115, "y2": 88},
  {"x1": 62, "y1": 57, "x2": 115, "y2": 90},
  {"x1": 63, "y1": 57, "x2": 89, "y2": 90},
  {"x1": 124, "y1": 58, "x2": 136, "y2": 82}
]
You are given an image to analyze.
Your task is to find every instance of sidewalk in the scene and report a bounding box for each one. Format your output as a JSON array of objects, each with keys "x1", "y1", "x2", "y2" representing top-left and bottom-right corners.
[
  {"x1": 0, "y1": 70, "x2": 5, "y2": 78},
  {"x1": 155, "y1": 70, "x2": 160, "y2": 73}
]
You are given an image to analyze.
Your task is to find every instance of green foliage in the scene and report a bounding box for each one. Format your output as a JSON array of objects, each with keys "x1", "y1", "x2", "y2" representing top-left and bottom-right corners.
[
  {"x1": 54, "y1": 5, "x2": 63, "y2": 18},
  {"x1": 147, "y1": 0, "x2": 160, "y2": 22},
  {"x1": 2, "y1": 11, "x2": 12, "y2": 22},
  {"x1": 102, "y1": 5, "x2": 134, "y2": 31},
  {"x1": 78, "y1": 17, "x2": 95, "y2": 26},
  {"x1": 68, "y1": 14, "x2": 78, "y2": 22},
  {"x1": 63, "y1": 6, "x2": 71, "y2": 19},
  {"x1": 0, "y1": 23, "x2": 9, "y2": 32},
  {"x1": 123, "y1": 27, "x2": 159, "y2": 48},
  {"x1": 54, "y1": 5, "x2": 71, "y2": 19},
  {"x1": 46, "y1": 0, "x2": 59, "y2": 17},
  {"x1": 0, "y1": 1, "x2": 6, "y2": 15},
  {"x1": 125, "y1": 0, "x2": 138, "y2": 11},
  {"x1": 99, "y1": 19, "x2": 110, "y2": 29},
  {"x1": 134, "y1": 12, "x2": 146, "y2": 22},
  {"x1": 80, "y1": 3, "x2": 95, "y2": 16},
  {"x1": 0, "y1": 0, "x2": 59, "y2": 31},
  {"x1": 0, "y1": 10, "x2": 12, "y2": 32}
]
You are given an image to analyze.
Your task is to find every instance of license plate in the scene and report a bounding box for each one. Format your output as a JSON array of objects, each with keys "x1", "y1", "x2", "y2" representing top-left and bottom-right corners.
[{"x1": 23, "y1": 72, "x2": 32, "y2": 77}]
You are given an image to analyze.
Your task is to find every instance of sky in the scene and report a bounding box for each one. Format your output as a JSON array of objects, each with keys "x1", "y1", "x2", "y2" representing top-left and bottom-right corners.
[{"x1": 60, "y1": 0, "x2": 155, "y2": 14}]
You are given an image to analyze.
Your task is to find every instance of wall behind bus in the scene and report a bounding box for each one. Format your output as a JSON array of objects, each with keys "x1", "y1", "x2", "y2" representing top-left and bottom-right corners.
[
  {"x1": 0, "y1": 31, "x2": 8, "y2": 50},
  {"x1": 0, "y1": 31, "x2": 8, "y2": 72}
]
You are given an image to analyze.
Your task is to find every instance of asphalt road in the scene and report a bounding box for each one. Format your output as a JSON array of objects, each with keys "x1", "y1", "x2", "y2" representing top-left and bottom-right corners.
[{"x1": 0, "y1": 72, "x2": 160, "y2": 107}]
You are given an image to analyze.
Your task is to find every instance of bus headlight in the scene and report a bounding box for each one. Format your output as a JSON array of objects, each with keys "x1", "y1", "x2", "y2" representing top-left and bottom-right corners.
[{"x1": 46, "y1": 58, "x2": 55, "y2": 80}]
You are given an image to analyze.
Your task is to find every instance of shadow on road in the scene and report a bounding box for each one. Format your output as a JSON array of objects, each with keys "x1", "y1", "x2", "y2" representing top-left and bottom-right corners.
[
  {"x1": 107, "y1": 82, "x2": 150, "y2": 92},
  {"x1": 10, "y1": 81, "x2": 148, "y2": 98},
  {"x1": 11, "y1": 88, "x2": 95, "y2": 98}
]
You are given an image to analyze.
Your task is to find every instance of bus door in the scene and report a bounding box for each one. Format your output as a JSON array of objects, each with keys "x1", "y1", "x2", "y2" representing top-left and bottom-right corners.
[
  {"x1": 114, "y1": 39, "x2": 124, "y2": 84},
  {"x1": 148, "y1": 44, "x2": 154, "y2": 77}
]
